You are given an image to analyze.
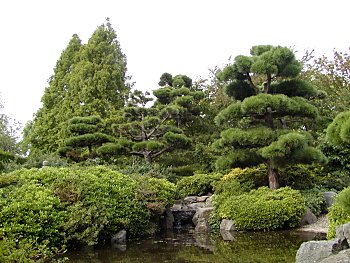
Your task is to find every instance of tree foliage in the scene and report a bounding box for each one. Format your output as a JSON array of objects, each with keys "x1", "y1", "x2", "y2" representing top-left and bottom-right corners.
[
  {"x1": 26, "y1": 20, "x2": 129, "y2": 154},
  {"x1": 99, "y1": 90, "x2": 191, "y2": 164},
  {"x1": 59, "y1": 115, "x2": 113, "y2": 161},
  {"x1": 301, "y1": 49, "x2": 350, "y2": 128},
  {"x1": 214, "y1": 45, "x2": 325, "y2": 189}
]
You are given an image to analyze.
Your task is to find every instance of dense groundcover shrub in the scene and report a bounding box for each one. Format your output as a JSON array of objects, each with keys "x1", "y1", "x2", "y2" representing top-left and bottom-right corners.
[
  {"x1": 215, "y1": 186, "x2": 305, "y2": 230},
  {"x1": 0, "y1": 166, "x2": 175, "y2": 262},
  {"x1": 327, "y1": 187, "x2": 350, "y2": 239},
  {"x1": 176, "y1": 172, "x2": 222, "y2": 198}
]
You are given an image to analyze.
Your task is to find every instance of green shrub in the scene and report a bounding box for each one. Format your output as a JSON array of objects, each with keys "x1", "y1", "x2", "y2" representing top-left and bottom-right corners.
[
  {"x1": 215, "y1": 187, "x2": 305, "y2": 230},
  {"x1": 176, "y1": 172, "x2": 222, "y2": 198},
  {"x1": 300, "y1": 187, "x2": 327, "y2": 216},
  {"x1": 135, "y1": 176, "x2": 176, "y2": 214},
  {"x1": 327, "y1": 187, "x2": 350, "y2": 239},
  {"x1": 0, "y1": 166, "x2": 167, "y2": 262},
  {"x1": 279, "y1": 164, "x2": 323, "y2": 190}
]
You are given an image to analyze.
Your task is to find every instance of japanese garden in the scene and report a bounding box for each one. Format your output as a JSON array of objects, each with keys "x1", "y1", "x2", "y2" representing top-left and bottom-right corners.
[{"x1": 1, "y1": 21, "x2": 350, "y2": 262}]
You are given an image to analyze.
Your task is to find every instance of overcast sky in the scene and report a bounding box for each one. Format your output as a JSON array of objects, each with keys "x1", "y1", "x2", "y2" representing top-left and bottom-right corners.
[{"x1": 1, "y1": 0, "x2": 350, "y2": 127}]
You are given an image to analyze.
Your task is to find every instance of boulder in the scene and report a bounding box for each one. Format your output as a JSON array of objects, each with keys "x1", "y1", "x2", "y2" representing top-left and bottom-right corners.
[
  {"x1": 195, "y1": 218, "x2": 210, "y2": 233},
  {"x1": 220, "y1": 230, "x2": 235, "y2": 241},
  {"x1": 336, "y1": 222, "x2": 350, "y2": 246},
  {"x1": 111, "y1": 229, "x2": 126, "y2": 244},
  {"x1": 205, "y1": 196, "x2": 214, "y2": 207},
  {"x1": 220, "y1": 219, "x2": 236, "y2": 231},
  {"x1": 324, "y1": 191, "x2": 337, "y2": 209},
  {"x1": 319, "y1": 249, "x2": 350, "y2": 263},
  {"x1": 192, "y1": 207, "x2": 214, "y2": 226},
  {"x1": 183, "y1": 196, "x2": 198, "y2": 204},
  {"x1": 197, "y1": 196, "x2": 210, "y2": 202},
  {"x1": 295, "y1": 239, "x2": 341, "y2": 263},
  {"x1": 299, "y1": 207, "x2": 317, "y2": 226},
  {"x1": 187, "y1": 202, "x2": 206, "y2": 210}
]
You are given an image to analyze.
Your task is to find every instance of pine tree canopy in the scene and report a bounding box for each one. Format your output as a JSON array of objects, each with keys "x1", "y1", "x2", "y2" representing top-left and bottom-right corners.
[{"x1": 214, "y1": 45, "x2": 326, "y2": 189}]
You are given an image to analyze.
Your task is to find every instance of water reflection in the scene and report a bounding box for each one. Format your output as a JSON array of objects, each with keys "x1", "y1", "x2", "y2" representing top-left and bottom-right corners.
[{"x1": 63, "y1": 229, "x2": 325, "y2": 263}]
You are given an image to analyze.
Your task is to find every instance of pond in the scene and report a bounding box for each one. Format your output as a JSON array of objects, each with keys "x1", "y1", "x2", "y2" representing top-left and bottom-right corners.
[{"x1": 63, "y1": 228, "x2": 325, "y2": 263}]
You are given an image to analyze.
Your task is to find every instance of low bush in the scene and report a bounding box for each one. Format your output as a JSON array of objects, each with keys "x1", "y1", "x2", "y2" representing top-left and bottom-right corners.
[
  {"x1": 135, "y1": 176, "x2": 176, "y2": 214},
  {"x1": 176, "y1": 172, "x2": 222, "y2": 198},
  {"x1": 0, "y1": 166, "x2": 175, "y2": 262},
  {"x1": 327, "y1": 187, "x2": 350, "y2": 239},
  {"x1": 300, "y1": 187, "x2": 327, "y2": 216},
  {"x1": 215, "y1": 187, "x2": 305, "y2": 231}
]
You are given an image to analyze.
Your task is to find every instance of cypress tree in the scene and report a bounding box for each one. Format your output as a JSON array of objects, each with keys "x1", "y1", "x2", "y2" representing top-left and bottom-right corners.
[{"x1": 27, "y1": 20, "x2": 129, "y2": 154}]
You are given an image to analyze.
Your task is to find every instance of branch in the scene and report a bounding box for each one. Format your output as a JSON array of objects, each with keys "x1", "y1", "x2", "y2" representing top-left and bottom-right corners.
[
  {"x1": 151, "y1": 147, "x2": 171, "y2": 158},
  {"x1": 146, "y1": 113, "x2": 170, "y2": 138}
]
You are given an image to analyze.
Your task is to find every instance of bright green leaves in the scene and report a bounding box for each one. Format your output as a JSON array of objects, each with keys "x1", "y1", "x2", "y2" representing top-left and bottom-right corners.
[
  {"x1": 28, "y1": 21, "x2": 128, "y2": 155},
  {"x1": 326, "y1": 111, "x2": 350, "y2": 145}
]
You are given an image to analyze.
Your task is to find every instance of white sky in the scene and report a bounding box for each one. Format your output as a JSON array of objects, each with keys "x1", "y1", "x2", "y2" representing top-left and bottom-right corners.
[{"x1": 1, "y1": 0, "x2": 350, "y2": 127}]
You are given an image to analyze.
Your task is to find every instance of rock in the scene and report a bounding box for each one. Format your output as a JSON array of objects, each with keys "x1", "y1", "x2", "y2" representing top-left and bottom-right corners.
[
  {"x1": 183, "y1": 196, "x2": 198, "y2": 204},
  {"x1": 111, "y1": 229, "x2": 126, "y2": 244},
  {"x1": 220, "y1": 230, "x2": 235, "y2": 241},
  {"x1": 195, "y1": 218, "x2": 210, "y2": 233},
  {"x1": 295, "y1": 239, "x2": 341, "y2": 263},
  {"x1": 187, "y1": 202, "x2": 206, "y2": 210},
  {"x1": 324, "y1": 191, "x2": 337, "y2": 209},
  {"x1": 220, "y1": 219, "x2": 236, "y2": 231},
  {"x1": 192, "y1": 207, "x2": 214, "y2": 226},
  {"x1": 197, "y1": 196, "x2": 209, "y2": 202},
  {"x1": 299, "y1": 207, "x2": 317, "y2": 226},
  {"x1": 205, "y1": 196, "x2": 214, "y2": 207},
  {"x1": 336, "y1": 222, "x2": 350, "y2": 246},
  {"x1": 319, "y1": 249, "x2": 350, "y2": 263}
]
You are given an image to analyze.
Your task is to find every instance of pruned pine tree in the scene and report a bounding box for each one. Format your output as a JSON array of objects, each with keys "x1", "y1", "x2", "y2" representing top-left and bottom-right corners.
[
  {"x1": 59, "y1": 116, "x2": 113, "y2": 161},
  {"x1": 214, "y1": 45, "x2": 326, "y2": 189},
  {"x1": 154, "y1": 73, "x2": 205, "y2": 130},
  {"x1": 98, "y1": 90, "x2": 191, "y2": 164}
]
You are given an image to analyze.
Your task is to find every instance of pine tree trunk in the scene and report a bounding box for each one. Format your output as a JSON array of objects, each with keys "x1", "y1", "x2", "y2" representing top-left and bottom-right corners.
[
  {"x1": 144, "y1": 152, "x2": 151, "y2": 164},
  {"x1": 267, "y1": 160, "x2": 279, "y2": 189}
]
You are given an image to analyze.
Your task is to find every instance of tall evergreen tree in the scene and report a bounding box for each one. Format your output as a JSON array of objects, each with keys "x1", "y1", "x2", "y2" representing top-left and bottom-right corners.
[
  {"x1": 214, "y1": 45, "x2": 326, "y2": 189},
  {"x1": 26, "y1": 20, "x2": 129, "y2": 154},
  {"x1": 28, "y1": 34, "x2": 82, "y2": 153}
]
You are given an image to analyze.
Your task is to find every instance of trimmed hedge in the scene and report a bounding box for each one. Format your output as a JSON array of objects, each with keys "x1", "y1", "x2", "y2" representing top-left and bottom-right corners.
[{"x1": 215, "y1": 186, "x2": 305, "y2": 231}]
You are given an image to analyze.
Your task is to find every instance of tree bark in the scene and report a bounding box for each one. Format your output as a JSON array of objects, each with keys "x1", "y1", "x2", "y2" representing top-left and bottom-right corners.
[
  {"x1": 143, "y1": 151, "x2": 151, "y2": 164},
  {"x1": 267, "y1": 159, "x2": 279, "y2": 189}
]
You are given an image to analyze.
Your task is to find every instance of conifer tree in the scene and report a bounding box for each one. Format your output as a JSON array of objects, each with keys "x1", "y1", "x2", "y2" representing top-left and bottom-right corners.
[
  {"x1": 98, "y1": 90, "x2": 191, "y2": 164},
  {"x1": 27, "y1": 20, "x2": 129, "y2": 154},
  {"x1": 28, "y1": 34, "x2": 82, "y2": 153},
  {"x1": 214, "y1": 45, "x2": 326, "y2": 189},
  {"x1": 59, "y1": 115, "x2": 113, "y2": 161}
]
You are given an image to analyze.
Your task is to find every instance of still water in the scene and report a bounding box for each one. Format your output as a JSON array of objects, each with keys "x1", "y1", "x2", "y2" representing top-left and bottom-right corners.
[{"x1": 64, "y1": 229, "x2": 325, "y2": 263}]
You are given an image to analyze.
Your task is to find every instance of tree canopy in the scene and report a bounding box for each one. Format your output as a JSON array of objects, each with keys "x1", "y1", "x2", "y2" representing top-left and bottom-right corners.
[
  {"x1": 214, "y1": 45, "x2": 326, "y2": 189},
  {"x1": 26, "y1": 20, "x2": 129, "y2": 155}
]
